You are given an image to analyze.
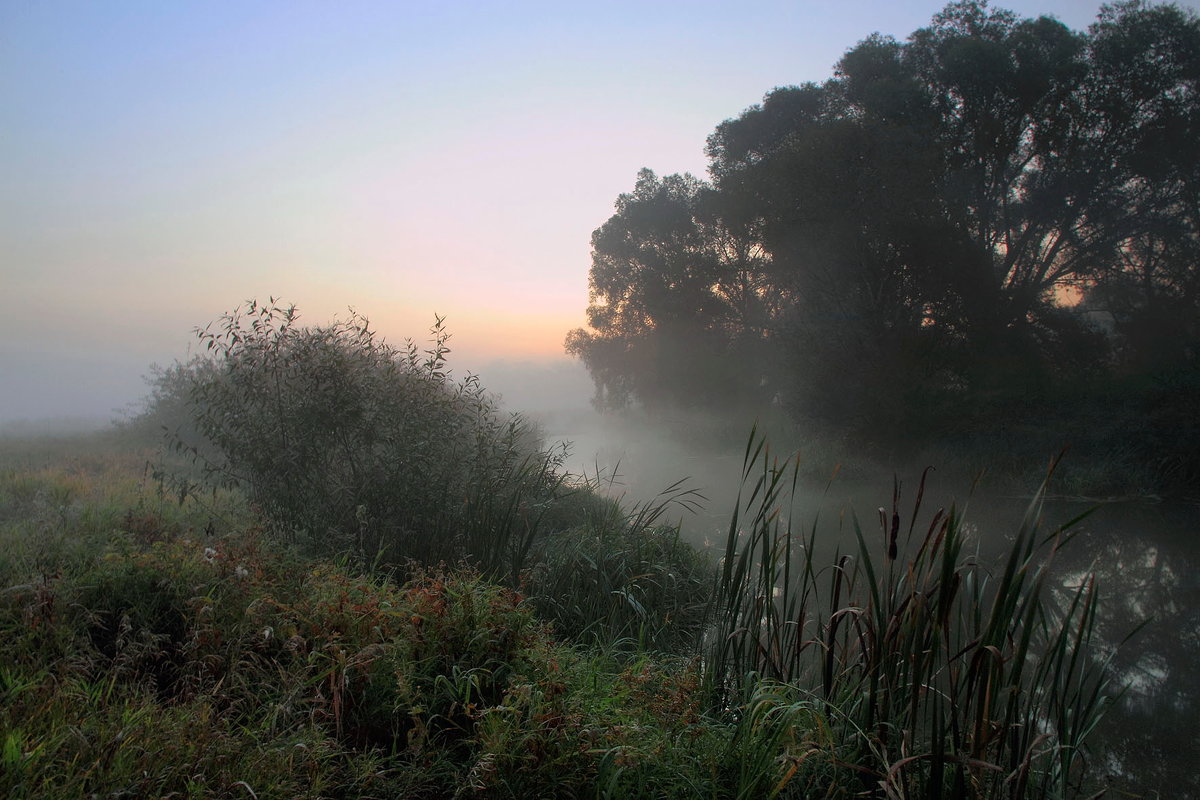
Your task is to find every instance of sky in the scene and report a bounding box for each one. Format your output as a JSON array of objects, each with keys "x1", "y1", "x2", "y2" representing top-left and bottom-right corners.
[{"x1": 2, "y1": 0, "x2": 1186, "y2": 423}]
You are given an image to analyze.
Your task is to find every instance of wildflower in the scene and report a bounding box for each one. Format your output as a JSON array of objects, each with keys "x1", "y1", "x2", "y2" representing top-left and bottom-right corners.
[{"x1": 203, "y1": 547, "x2": 218, "y2": 563}]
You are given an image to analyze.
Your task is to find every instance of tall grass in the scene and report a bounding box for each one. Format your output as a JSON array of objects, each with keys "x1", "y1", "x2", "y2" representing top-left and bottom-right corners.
[
  {"x1": 0, "y1": 459, "x2": 738, "y2": 798},
  {"x1": 134, "y1": 300, "x2": 718, "y2": 651},
  {"x1": 527, "y1": 475, "x2": 711, "y2": 650},
  {"x1": 703, "y1": 429, "x2": 1113, "y2": 797}
]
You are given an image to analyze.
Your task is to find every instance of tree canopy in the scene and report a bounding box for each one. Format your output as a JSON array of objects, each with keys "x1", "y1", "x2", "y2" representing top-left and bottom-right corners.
[{"x1": 568, "y1": 0, "x2": 1200, "y2": 448}]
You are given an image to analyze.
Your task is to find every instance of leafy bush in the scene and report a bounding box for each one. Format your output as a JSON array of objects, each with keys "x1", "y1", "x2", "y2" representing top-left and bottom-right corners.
[
  {"x1": 145, "y1": 300, "x2": 564, "y2": 574},
  {"x1": 528, "y1": 483, "x2": 713, "y2": 651},
  {"x1": 74, "y1": 560, "x2": 191, "y2": 699}
]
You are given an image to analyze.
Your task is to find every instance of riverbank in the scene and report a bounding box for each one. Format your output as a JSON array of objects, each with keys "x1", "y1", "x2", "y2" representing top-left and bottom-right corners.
[{"x1": 0, "y1": 430, "x2": 1121, "y2": 798}]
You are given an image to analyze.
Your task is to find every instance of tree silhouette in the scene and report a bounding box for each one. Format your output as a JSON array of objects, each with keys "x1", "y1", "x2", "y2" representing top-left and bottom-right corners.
[{"x1": 570, "y1": 0, "x2": 1200, "y2": 453}]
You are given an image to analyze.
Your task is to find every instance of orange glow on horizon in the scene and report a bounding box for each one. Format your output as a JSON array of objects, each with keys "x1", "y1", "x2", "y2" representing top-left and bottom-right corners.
[{"x1": 366, "y1": 304, "x2": 585, "y2": 365}]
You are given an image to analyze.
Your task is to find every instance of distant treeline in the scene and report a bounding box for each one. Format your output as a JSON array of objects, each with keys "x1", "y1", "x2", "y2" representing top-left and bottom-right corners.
[{"x1": 566, "y1": 1, "x2": 1199, "y2": 491}]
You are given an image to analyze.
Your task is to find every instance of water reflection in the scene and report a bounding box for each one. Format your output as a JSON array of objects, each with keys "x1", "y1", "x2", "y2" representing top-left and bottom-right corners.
[{"x1": 1043, "y1": 501, "x2": 1200, "y2": 797}]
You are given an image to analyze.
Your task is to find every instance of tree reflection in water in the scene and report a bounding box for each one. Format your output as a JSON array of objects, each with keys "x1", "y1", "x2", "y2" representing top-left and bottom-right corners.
[{"x1": 1044, "y1": 501, "x2": 1200, "y2": 798}]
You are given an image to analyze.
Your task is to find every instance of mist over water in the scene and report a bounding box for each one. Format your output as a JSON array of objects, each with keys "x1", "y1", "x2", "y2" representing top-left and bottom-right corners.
[
  {"x1": 539, "y1": 405, "x2": 1199, "y2": 795},
  {"x1": 3, "y1": 0, "x2": 1196, "y2": 792},
  {"x1": 538, "y1": 402, "x2": 996, "y2": 551}
]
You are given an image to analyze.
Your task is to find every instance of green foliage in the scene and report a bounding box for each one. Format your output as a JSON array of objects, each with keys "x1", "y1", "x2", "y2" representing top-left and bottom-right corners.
[
  {"x1": 147, "y1": 299, "x2": 565, "y2": 575},
  {"x1": 0, "y1": 455, "x2": 725, "y2": 797},
  {"x1": 74, "y1": 559, "x2": 191, "y2": 699},
  {"x1": 527, "y1": 480, "x2": 714, "y2": 651},
  {"x1": 0, "y1": 430, "x2": 1118, "y2": 798}
]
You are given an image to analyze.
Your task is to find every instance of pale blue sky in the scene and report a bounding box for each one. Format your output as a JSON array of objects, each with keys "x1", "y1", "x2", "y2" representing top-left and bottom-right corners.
[{"x1": 1, "y1": 0, "x2": 1179, "y2": 422}]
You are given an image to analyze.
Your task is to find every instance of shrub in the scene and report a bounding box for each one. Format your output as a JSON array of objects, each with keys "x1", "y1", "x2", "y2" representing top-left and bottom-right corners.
[
  {"x1": 145, "y1": 300, "x2": 564, "y2": 574},
  {"x1": 349, "y1": 567, "x2": 546, "y2": 754},
  {"x1": 74, "y1": 560, "x2": 191, "y2": 699}
]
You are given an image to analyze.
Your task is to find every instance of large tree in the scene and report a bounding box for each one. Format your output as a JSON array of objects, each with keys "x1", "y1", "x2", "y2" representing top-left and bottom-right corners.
[
  {"x1": 570, "y1": 0, "x2": 1200, "y2": 433},
  {"x1": 708, "y1": 1, "x2": 1125, "y2": 420},
  {"x1": 565, "y1": 169, "x2": 774, "y2": 411},
  {"x1": 707, "y1": 73, "x2": 983, "y2": 427},
  {"x1": 1083, "y1": 1, "x2": 1200, "y2": 377}
]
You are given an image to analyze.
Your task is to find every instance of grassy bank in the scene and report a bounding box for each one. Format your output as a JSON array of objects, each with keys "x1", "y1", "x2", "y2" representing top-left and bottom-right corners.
[
  {"x1": 0, "y1": 442, "x2": 725, "y2": 798},
  {"x1": 0, "y1": 429, "x2": 1114, "y2": 798}
]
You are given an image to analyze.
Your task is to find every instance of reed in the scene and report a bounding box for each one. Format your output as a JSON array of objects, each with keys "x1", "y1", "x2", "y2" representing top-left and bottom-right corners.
[{"x1": 703, "y1": 427, "x2": 1113, "y2": 797}]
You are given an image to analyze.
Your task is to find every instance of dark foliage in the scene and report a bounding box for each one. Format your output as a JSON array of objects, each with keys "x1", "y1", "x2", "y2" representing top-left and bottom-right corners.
[{"x1": 567, "y1": 1, "x2": 1200, "y2": 490}]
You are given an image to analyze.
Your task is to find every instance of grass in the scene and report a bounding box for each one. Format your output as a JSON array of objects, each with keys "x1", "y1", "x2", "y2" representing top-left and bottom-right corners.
[
  {"x1": 0, "y1": 426, "x2": 1116, "y2": 798},
  {"x1": 703, "y1": 430, "x2": 1115, "y2": 797},
  {"x1": 0, "y1": 439, "x2": 734, "y2": 798},
  {"x1": 527, "y1": 475, "x2": 712, "y2": 651}
]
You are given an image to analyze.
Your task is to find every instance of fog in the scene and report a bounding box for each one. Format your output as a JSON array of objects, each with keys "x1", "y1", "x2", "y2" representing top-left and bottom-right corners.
[
  {"x1": 0, "y1": 415, "x2": 111, "y2": 438},
  {"x1": 0, "y1": 340, "x2": 1038, "y2": 544},
  {"x1": 0, "y1": 352, "x2": 594, "y2": 438},
  {"x1": 4, "y1": 338, "x2": 1196, "y2": 797},
  {"x1": 0, "y1": 348, "x2": 166, "y2": 426}
]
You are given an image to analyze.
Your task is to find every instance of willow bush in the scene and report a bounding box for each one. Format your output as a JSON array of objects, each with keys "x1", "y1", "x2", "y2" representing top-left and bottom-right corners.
[{"x1": 146, "y1": 299, "x2": 564, "y2": 574}]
